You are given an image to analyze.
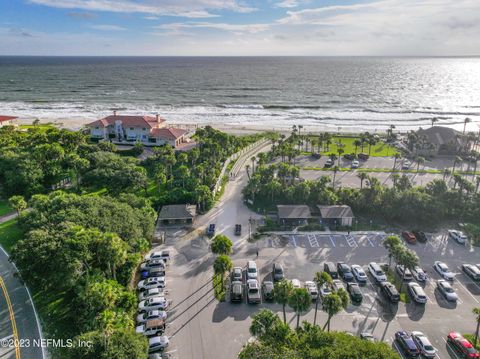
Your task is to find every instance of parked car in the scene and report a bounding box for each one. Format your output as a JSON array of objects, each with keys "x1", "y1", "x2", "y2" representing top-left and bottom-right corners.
[
  {"x1": 395, "y1": 331, "x2": 420, "y2": 358},
  {"x1": 343, "y1": 153, "x2": 355, "y2": 161},
  {"x1": 206, "y1": 223, "x2": 216, "y2": 236},
  {"x1": 234, "y1": 224, "x2": 242, "y2": 236},
  {"x1": 291, "y1": 278, "x2": 302, "y2": 289},
  {"x1": 324, "y1": 262, "x2": 338, "y2": 279},
  {"x1": 411, "y1": 230, "x2": 427, "y2": 243},
  {"x1": 368, "y1": 262, "x2": 387, "y2": 283},
  {"x1": 262, "y1": 281, "x2": 275, "y2": 301},
  {"x1": 138, "y1": 297, "x2": 169, "y2": 312},
  {"x1": 247, "y1": 279, "x2": 261, "y2": 304},
  {"x1": 246, "y1": 260, "x2": 258, "y2": 280},
  {"x1": 402, "y1": 160, "x2": 411, "y2": 170},
  {"x1": 311, "y1": 153, "x2": 321, "y2": 159},
  {"x1": 436, "y1": 279, "x2": 458, "y2": 302},
  {"x1": 141, "y1": 259, "x2": 166, "y2": 271},
  {"x1": 136, "y1": 310, "x2": 167, "y2": 324},
  {"x1": 148, "y1": 267, "x2": 166, "y2": 278},
  {"x1": 138, "y1": 277, "x2": 166, "y2": 291},
  {"x1": 449, "y1": 230, "x2": 468, "y2": 245},
  {"x1": 411, "y1": 331, "x2": 436, "y2": 358},
  {"x1": 230, "y1": 280, "x2": 243, "y2": 303},
  {"x1": 360, "y1": 333, "x2": 375, "y2": 342},
  {"x1": 351, "y1": 160, "x2": 360, "y2": 169},
  {"x1": 380, "y1": 282, "x2": 400, "y2": 303},
  {"x1": 351, "y1": 264, "x2": 367, "y2": 283},
  {"x1": 145, "y1": 251, "x2": 170, "y2": 262},
  {"x1": 148, "y1": 336, "x2": 169, "y2": 353},
  {"x1": 402, "y1": 231, "x2": 417, "y2": 244},
  {"x1": 358, "y1": 153, "x2": 369, "y2": 161},
  {"x1": 331, "y1": 279, "x2": 345, "y2": 292},
  {"x1": 319, "y1": 283, "x2": 332, "y2": 298},
  {"x1": 434, "y1": 261, "x2": 455, "y2": 280},
  {"x1": 337, "y1": 262, "x2": 354, "y2": 282},
  {"x1": 139, "y1": 287, "x2": 165, "y2": 301},
  {"x1": 272, "y1": 263, "x2": 285, "y2": 282},
  {"x1": 447, "y1": 332, "x2": 480, "y2": 358},
  {"x1": 136, "y1": 319, "x2": 165, "y2": 337},
  {"x1": 396, "y1": 265, "x2": 414, "y2": 281},
  {"x1": 324, "y1": 158, "x2": 334, "y2": 167},
  {"x1": 463, "y1": 264, "x2": 480, "y2": 281},
  {"x1": 347, "y1": 282, "x2": 363, "y2": 302},
  {"x1": 412, "y1": 266, "x2": 427, "y2": 282},
  {"x1": 408, "y1": 282, "x2": 427, "y2": 304},
  {"x1": 304, "y1": 281, "x2": 319, "y2": 300},
  {"x1": 231, "y1": 267, "x2": 243, "y2": 282}
]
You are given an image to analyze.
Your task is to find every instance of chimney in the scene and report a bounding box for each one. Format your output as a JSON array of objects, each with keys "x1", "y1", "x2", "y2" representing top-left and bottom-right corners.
[
  {"x1": 156, "y1": 114, "x2": 161, "y2": 125},
  {"x1": 113, "y1": 110, "x2": 117, "y2": 116}
]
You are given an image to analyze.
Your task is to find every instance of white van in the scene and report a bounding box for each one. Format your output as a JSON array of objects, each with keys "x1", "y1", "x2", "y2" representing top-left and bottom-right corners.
[
  {"x1": 368, "y1": 262, "x2": 387, "y2": 283},
  {"x1": 247, "y1": 261, "x2": 258, "y2": 280}
]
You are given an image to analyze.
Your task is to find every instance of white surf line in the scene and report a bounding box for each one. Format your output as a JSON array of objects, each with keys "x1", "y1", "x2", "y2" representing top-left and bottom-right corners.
[{"x1": 328, "y1": 235, "x2": 336, "y2": 247}]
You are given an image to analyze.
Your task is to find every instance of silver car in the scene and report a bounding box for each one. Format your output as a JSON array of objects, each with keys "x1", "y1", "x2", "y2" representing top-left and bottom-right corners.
[
  {"x1": 408, "y1": 282, "x2": 427, "y2": 304},
  {"x1": 412, "y1": 331, "x2": 436, "y2": 358},
  {"x1": 436, "y1": 279, "x2": 458, "y2": 302}
]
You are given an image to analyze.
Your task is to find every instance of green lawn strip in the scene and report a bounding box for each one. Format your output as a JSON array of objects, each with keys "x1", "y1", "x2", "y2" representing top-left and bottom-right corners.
[
  {"x1": 19, "y1": 124, "x2": 55, "y2": 132},
  {"x1": 305, "y1": 136, "x2": 399, "y2": 157},
  {"x1": 387, "y1": 270, "x2": 410, "y2": 304},
  {"x1": 0, "y1": 219, "x2": 23, "y2": 254},
  {"x1": 213, "y1": 273, "x2": 226, "y2": 302},
  {"x1": 0, "y1": 200, "x2": 12, "y2": 217}
]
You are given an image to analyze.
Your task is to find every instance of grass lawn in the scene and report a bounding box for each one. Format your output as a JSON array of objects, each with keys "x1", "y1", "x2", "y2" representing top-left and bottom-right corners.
[
  {"x1": 308, "y1": 136, "x2": 399, "y2": 157},
  {"x1": 19, "y1": 124, "x2": 55, "y2": 131},
  {"x1": 0, "y1": 200, "x2": 12, "y2": 217},
  {"x1": 0, "y1": 219, "x2": 23, "y2": 254}
]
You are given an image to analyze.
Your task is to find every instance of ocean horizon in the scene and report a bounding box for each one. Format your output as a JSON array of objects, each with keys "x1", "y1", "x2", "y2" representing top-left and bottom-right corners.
[{"x1": 1, "y1": 56, "x2": 479, "y2": 133}]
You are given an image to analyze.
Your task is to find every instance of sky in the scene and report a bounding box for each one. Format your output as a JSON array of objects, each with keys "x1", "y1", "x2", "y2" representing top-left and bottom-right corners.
[{"x1": 0, "y1": 0, "x2": 480, "y2": 56}]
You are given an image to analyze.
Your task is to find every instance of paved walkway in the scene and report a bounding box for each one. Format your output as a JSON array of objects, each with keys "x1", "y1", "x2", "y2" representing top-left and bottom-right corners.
[{"x1": 0, "y1": 212, "x2": 45, "y2": 359}]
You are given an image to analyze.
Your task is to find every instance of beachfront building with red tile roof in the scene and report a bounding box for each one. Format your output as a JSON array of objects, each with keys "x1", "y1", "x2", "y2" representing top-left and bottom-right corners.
[
  {"x1": 0, "y1": 116, "x2": 18, "y2": 128},
  {"x1": 86, "y1": 111, "x2": 189, "y2": 148}
]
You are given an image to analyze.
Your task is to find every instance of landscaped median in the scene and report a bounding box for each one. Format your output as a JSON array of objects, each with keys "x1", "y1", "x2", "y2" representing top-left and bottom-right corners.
[{"x1": 303, "y1": 166, "x2": 480, "y2": 175}]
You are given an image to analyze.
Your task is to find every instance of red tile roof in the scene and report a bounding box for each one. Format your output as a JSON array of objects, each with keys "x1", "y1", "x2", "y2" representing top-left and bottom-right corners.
[
  {"x1": 87, "y1": 115, "x2": 165, "y2": 128},
  {"x1": 151, "y1": 127, "x2": 188, "y2": 140},
  {"x1": 0, "y1": 116, "x2": 18, "y2": 123}
]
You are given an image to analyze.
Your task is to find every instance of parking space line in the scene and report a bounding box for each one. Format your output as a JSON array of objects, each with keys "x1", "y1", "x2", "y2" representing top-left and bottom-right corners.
[
  {"x1": 328, "y1": 235, "x2": 336, "y2": 247},
  {"x1": 346, "y1": 235, "x2": 358, "y2": 247},
  {"x1": 291, "y1": 235, "x2": 297, "y2": 248},
  {"x1": 367, "y1": 237, "x2": 375, "y2": 247},
  {"x1": 442, "y1": 338, "x2": 462, "y2": 359},
  {"x1": 457, "y1": 266, "x2": 480, "y2": 291},
  {"x1": 308, "y1": 234, "x2": 319, "y2": 248},
  {"x1": 455, "y1": 278, "x2": 480, "y2": 304}
]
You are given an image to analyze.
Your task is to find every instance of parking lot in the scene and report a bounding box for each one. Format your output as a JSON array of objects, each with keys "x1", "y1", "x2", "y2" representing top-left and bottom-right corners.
[{"x1": 152, "y1": 230, "x2": 480, "y2": 359}]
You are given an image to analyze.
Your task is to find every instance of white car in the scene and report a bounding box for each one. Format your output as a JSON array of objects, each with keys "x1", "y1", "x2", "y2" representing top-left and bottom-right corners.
[
  {"x1": 351, "y1": 265, "x2": 367, "y2": 283},
  {"x1": 138, "y1": 277, "x2": 166, "y2": 291},
  {"x1": 412, "y1": 331, "x2": 436, "y2": 358},
  {"x1": 136, "y1": 319, "x2": 165, "y2": 337},
  {"x1": 136, "y1": 310, "x2": 167, "y2": 324},
  {"x1": 434, "y1": 261, "x2": 455, "y2": 281},
  {"x1": 448, "y1": 230, "x2": 467, "y2": 245},
  {"x1": 319, "y1": 283, "x2": 332, "y2": 298},
  {"x1": 331, "y1": 279, "x2": 345, "y2": 292},
  {"x1": 138, "y1": 287, "x2": 165, "y2": 301},
  {"x1": 402, "y1": 160, "x2": 411, "y2": 170},
  {"x1": 304, "y1": 281, "x2": 318, "y2": 300},
  {"x1": 408, "y1": 282, "x2": 427, "y2": 304},
  {"x1": 148, "y1": 335, "x2": 169, "y2": 353},
  {"x1": 247, "y1": 261, "x2": 258, "y2": 280},
  {"x1": 412, "y1": 266, "x2": 427, "y2": 282},
  {"x1": 396, "y1": 265, "x2": 413, "y2": 281},
  {"x1": 368, "y1": 262, "x2": 387, "y2": 283},
  {"x1": 462, "y1": 264, "x2": 480, "y2": 280},
  {"x1": 145, "y1": 250, "x2": 170, "y2": 262},
  {"x1": 140, "y1": 259, "x2": 166, "y2": 271},
  {"x1": 436, "y1": 279, "x2": 458, "y2": 302},
  {"x1": 247, "y1": 279, "x2": 261, "y2": 304},
  {"x1": 351, "y1": 160, "x2": 360, "y2": 169},
  {"x1": 138, "y1": 297, "x2": 169, "y2": 312},
  {"x1": 291, "y1": 278, "x2": 301, "y2": 289}
]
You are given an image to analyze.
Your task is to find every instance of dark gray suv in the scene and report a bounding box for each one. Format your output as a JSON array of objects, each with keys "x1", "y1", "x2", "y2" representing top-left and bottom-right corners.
[{"x1": 272, "y1": 263, "x2": 284, "y2": 282}]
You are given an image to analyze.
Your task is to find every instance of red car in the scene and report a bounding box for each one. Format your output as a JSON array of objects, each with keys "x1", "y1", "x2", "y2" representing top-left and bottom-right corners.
[
  {"x1": 447, "y1": 332, "x2": 480, "y2": 358},
  {"x1": 402, "y1": 231, "x2": 417, "y2": 244}
]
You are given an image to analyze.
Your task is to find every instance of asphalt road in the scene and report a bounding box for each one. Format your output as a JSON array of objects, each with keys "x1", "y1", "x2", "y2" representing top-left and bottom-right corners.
[{"x1": 0, "y1": 246, "x2": 45, "y2": 359}]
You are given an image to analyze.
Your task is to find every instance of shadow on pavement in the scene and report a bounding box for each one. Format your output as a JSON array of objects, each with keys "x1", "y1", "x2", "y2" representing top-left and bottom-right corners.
[
  {"x1": 405, "y1": 300, "x2": 426, "y2": 321},
  {"x1": 433, "y1": 289, "x2": 457, "y2": 310}
]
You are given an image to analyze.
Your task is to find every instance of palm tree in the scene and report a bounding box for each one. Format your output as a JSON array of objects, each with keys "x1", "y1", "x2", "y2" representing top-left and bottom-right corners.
[
  {"x1": 245, "y1": 164, "x2": 251, "y2": 180},
  {"x1": 383, "y1": 235, "x2": 402, "y2": 268},
  {"x1": 288, "y1": 288, "x2": 311, "y2": 329},
  {"x1": 211, "y1": 234, "x2": 233, "y2": 255},
  {"x1": 322, "y1": 294, "x2": 343, "y2": 331},
  {"x1": 453, "y1": 156, "x2": 462, "y2": 174},
  {"x1": 431, "y1": 117, "x2": 438, "y2": 127},
  {"x1": 393, "y1": 153, "x2": 401, "y2": 171},
  {"x1": 249, "y1": 309, "x2": 281, "y2": 340},
  {"x1": 337, "y1": 148, "x2": 344, "y2": 166},
  {"x1": 473, "y1": 307, "x2": 480, "y2": 346},
  {"x1": 213, "y1": 255, "x2": 233, "y2": 293},
  {"x1": 274, "y1": 280, "x2": 294, "y2": 324},
  {"x1": 396, "y1": 248, "x2": 419, "y2": 292},
  {"x1": 313, "y1": 272, "x2": 332, "y2": 325},
  {"x1": 415, "y1": 156, "x2": 425, "y2": 173},
  {"x1": 391, "y1": 173, "x2": 400, "y2": 189},
  {"x1": 367, "y1": 136, "x2": 377, "y2": 155},
  {"x1": 353, "y1": 139, "x2": 362, "y2": 154},
  {"x1": 443, "y1": 168, "x2": 451, "y2": 181},
  {"x1": 476, "y1": 176, "x2": 480, "y2": 194},
  {"x1": 357, "y1": 172, "x2": 368, "y2": 189},
  {"x1": 463, "y1": 117, "x2": 472, "y2": 135}
]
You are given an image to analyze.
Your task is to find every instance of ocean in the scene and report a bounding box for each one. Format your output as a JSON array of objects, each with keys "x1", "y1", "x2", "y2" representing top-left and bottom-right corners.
[{"x1": 0, "y1": 56, "x2": 479, "y2": 132}]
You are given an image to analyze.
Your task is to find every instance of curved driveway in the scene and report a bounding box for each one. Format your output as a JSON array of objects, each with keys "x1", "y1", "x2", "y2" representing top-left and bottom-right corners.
[{"x1": 0, "y1": 219, "x2": 45, "y2": 359}]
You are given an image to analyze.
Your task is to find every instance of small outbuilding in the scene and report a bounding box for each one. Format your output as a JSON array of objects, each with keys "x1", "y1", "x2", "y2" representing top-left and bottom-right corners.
[
  {"x1": 277, "y1": 205, "x2": 311, "y2": 225},
  {"x1": 317, "y1": 205, "x2": 354, "y2": 227},
  {"x1": 158, "y1": 204, "x2": 196, "y2": 225}
]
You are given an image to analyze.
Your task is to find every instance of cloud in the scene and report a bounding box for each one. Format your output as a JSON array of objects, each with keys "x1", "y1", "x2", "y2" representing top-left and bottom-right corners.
[
  {"x1": 28, "y1": 0, "x2": 255, "y2": 18},
  {"x1": 67, "y1": 11, "x2": 96, "y2": 19},
  {"x1": 276, "y1": 0, "x2": 299, "y2": 8},
  {"x1": 89, "y1": 24, "x2": 126, "y2": 31},
  {"x1": 156, "y1": 21, "x2": 270, "y2": 34}
]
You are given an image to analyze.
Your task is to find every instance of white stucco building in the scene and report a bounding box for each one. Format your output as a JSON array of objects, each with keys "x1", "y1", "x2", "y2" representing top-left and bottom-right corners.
[{"x1": 0, "y1": 116, "x2": 18, "y2": 128}]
